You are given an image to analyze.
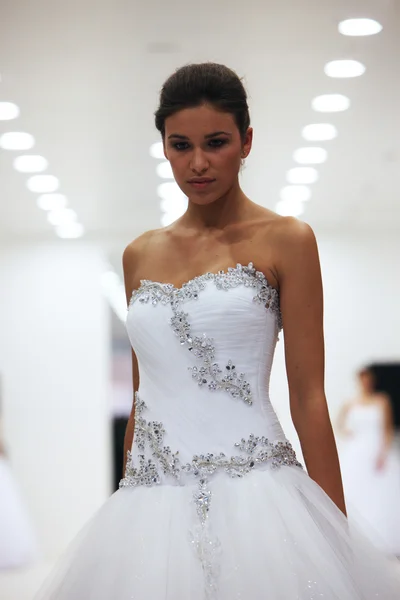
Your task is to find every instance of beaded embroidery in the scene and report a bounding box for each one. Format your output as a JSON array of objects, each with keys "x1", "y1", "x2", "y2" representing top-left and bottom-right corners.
[
  {"x1": 120, "y1": 393, "x2": 302, "y2": 599},
  {"x1": 129, "y1": 263, "x2": 282, "y2": 406},
  {"x1": 120, "y1": 395, "x2": 181, "y2": 487}
]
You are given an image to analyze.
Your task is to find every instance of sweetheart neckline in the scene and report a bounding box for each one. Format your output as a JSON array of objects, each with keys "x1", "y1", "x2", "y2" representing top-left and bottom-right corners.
[{"x1": 131, "y1": 262, "x2": 278, "y2": 295}]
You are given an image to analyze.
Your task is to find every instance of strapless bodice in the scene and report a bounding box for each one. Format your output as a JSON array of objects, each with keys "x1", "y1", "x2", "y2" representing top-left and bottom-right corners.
[
  {"x1": 346, "y1": 403, "x2": 385, "y2": 439},
  {"x1": 124, "y1": 263, "x2": 291, "y2": 467}
]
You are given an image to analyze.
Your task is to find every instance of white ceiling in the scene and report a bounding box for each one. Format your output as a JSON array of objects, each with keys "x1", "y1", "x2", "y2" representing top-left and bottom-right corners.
[{"x1": 1, "y1": 0, "x2": 399, "y2": 268}]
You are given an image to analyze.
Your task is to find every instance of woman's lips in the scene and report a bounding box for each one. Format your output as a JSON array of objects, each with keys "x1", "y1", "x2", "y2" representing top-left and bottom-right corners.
[{"x1": 188, "y1": 179, "x2": 216, "y2": 190}]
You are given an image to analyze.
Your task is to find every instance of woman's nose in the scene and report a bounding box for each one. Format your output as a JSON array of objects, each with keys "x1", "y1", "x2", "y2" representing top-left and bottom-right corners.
[{"x1": 190, "y1": 148, "x2": 209, "y2": 174}]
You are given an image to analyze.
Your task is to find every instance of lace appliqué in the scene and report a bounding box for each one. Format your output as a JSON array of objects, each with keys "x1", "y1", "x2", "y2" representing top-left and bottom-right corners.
[
  {"x1": 129, "y1": 263, "x2": 281, "y2": 406},
  {"x1": 120, "y1": 394, "x2": 302, "y2": 599}
]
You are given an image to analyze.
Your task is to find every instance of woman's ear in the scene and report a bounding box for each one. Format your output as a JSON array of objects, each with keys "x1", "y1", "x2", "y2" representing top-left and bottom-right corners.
[{"x1": 242, "y1": 127, "x2": 253, "y2": 159}]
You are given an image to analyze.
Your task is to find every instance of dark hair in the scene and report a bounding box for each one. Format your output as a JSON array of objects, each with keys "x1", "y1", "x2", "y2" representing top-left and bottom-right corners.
[{"x1": 155, "y1": 62, "x2": 250, "y2": 140}]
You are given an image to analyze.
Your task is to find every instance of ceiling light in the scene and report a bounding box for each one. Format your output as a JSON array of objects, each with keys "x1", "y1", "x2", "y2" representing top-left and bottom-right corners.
[
  {"x1": 55, "y1": 223, "x2": 84, "y2": 239},
  {"x1": 47, "y1": 208, "x2": 77, "y2": 226},
  {"x1": 156, "y1": 161, "x2": 174, "y2": 179},
  {"x1": 302, "y1": 123, "x2": 337, "y2": 141},
  {"x1": 37, "y1": 194, "x2": 68, "y2": 211},
  {"x1": 150, "y1": 142, "x2": 164, "y2": 159},
  {"x1": 312, "y1": 94, "x2": 350, "y2": 113},
  {"x1": 286, "y1": 167, "x2": 319, "y2": 185},
  {"x1": 324, "y1": 60, "x2": 365, "y2": 78},
  {"x1": 276, "y1": 199, "x2": 304, "y2": 217},
  {"x1": 14, "y1": 155, "x2": 48, "y2": 173},
  {"x1": 339, "y1": 18, "x2": 382, "y2": 36},
  {"x1": 0, "y1": 102, "x2": 20, "y2": 120},
  {"x1": 26, "y1": 175, "x2": 59, "y2": 193},
  {"x1": 280, "y1": 186, "x2": 312, "y2": 203},
  {"x1": 157, "y1": 181, "x2": 186, "y2": 202},
  {"x1": 293, "y1": 147, "x2": 327, "y2": 165},
  {"x1": 0, "y1": 132, "x2": 35, "y2": 150}
]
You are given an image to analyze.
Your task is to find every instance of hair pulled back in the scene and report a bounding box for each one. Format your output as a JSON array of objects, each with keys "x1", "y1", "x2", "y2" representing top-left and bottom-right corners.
[{"x1": 155, "y1": 62, "x2": 250, "y2": 140}]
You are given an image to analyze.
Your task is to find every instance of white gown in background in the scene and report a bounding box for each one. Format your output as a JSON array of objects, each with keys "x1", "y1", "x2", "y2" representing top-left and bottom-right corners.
[
  {"x1": 339, "y1": 402, "x2": 400, "y2": 556},
  {"x1": 0, "y1": 454, "x2": 38, "y2": 569},
  {"x1": 35, "y1": 264, "x2": 400, "y2": 599}
]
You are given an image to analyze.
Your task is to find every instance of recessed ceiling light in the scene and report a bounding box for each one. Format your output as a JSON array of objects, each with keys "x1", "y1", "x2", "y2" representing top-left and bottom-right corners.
[
  {"x1": 0, "y1": 132, "x2": 35, "y2": 150},
  {"x1": 156, "y1": 161, "x2": 174, "y2": 179},
  {"x1": 293, "y1": 147, "x2": 327, "y2": 165},
  {"x1": 150, "y1": 142, "x2": 164, "y2": 159},
  {"x1": 287, "y1": 167, "x2": 319, "y2": 185},
  {"x1": 302, "y1": 123, "x2": 338, "y2": 141},
  {"x1": 26, "y1": 175, "x2": 59, "y2": 193},
  {"x1": 0, "y1": 102, "x2": 20, "y2": 120},
  {"x1": 276, "y1": 199, "x2": 305, "y2": 217},
  {"x1": 37, "y1": 194, "x2": 68, "y2": 211},
  {"x1": 47, "y1": 208, "x2": 77, "y2": 226},
  {"x1": 280, "y1": 186, "x2": 312, "y2": 203},
  {"x1": 339, "y1": 18, "x2": 382, "y2": 37},
  {"x1": 14, "y1": 155, "x2": 48, "y2": 173},
  {"x1": 55, "y1": 223, "x2": 84, "y2": 239},
  {"x1": 324, "y1": 59, "x2": 365, "y2": 78},
  {"x1": 312, "y1": 94, "x2": 350, "y2": 113}
]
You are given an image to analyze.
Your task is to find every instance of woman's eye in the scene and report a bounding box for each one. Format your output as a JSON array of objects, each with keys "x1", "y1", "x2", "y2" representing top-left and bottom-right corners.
[
  {"x1": 208, "y1": 139, "x2": 226, "y2": 148},
  {"x1": 173, "y1": 142, "x2": 190, "y2": 151},
  {"x1": 171, "y1": 139, "x2": 227, "y2": 151}
]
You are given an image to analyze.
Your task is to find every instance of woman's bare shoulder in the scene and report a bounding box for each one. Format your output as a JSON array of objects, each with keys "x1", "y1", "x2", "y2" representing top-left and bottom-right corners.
[
  {"x1": 375, "y1": 392, "x2": 393, "y2": 410},
  {"x1": 248, "y1": 205, "x2": 315, "y2": 246},
  {"x1": 264, "y1": 213, "x2": 315, "y2": 244},
  {"x1": 249, "y1": 210, "x2": 317, "y2": 282},
  {"x1": 123, "y1": 228, "x2": 161, "y2": 265}
]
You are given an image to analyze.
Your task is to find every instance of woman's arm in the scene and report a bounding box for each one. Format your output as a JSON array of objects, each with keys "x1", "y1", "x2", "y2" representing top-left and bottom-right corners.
[
  {"x1": 275, "y1": 219, "x2": 346, "y2": 515},
  {"x1": 121, "y1": 240, "x2": 141, "y2": 475},
  {"x1": 376, "y1": 394, "x2": 395, "y2": 471},
  {"x1": 123, "y1": 350, "x2": 140, "y2": 474},
  {"x1": 336, "y1": 402, "x2": 353, "y2": 438}
]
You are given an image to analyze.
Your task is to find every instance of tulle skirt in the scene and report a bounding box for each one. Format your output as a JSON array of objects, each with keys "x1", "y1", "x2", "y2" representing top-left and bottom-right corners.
[
  {"x1": 34, "y1": 464, "x2": 399, "y2": 599},
  {"x1": 339, "y1": 433, "x2": 400, "y2": 555}
]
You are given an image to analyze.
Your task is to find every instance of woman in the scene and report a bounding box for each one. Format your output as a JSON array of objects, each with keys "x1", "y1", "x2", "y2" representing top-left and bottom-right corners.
[
  {"x1": 0, "y1": 403, "x2": 38, "y2": 569},
  {"x1": 338, "y1": 367, "x2": 400, "y2": 556},
  {"x1": 35, "y1": 63, "x2": 399, "y2": 599}
]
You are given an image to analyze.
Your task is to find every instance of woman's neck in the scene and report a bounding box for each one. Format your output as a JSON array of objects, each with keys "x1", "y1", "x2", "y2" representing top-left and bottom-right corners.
[{"x1": 181, "y1": 182, "x2": 252, "y2": 231}]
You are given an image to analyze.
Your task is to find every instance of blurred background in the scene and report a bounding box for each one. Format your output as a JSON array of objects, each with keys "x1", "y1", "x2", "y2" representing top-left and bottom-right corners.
[{"x1": 0, "y1": 0, "x2": 399, "y2": 597}]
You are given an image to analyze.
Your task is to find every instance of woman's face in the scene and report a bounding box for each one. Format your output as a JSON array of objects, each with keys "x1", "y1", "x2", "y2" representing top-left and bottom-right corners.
[
  {"x1": 359, "y1": 370, "x2": 375, "y2": 394},
  {"x1": 163, "y1": 103, "x2": 252, "y2": 205}
]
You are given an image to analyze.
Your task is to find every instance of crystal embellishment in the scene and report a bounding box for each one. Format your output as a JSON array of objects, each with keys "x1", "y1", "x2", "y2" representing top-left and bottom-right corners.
[
  {"x1": 120, "y1": 394, "x2": 302, "y2": 600},
  {"x1": 120, "y1": 394, "x2": 181, "y2": 488},
  {"x1": 129, "y1": 263, "x2": 281, "y2": 406},
  {"x1": 120, "y1": 396, "x2": 302, "y2": 493}
]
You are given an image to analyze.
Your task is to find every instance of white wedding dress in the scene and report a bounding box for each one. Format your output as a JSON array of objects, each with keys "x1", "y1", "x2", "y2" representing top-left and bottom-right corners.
[
  {"x1": 35, "y1": 263, "x2": 400, "y2": 599},
  {"x1": 0, "y1": 454, "x2": 38, "y2": 569},
  {"x1": 339, "y1": 402, "x2": 400, "y2": 555}
]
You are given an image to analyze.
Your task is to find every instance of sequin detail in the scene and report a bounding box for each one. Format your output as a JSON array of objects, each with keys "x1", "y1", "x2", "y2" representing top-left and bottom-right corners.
[
  {"x1": 129, "y1": 263, "x2": 281, "y2": 406},
  {"x1": 120, "y1": 394, "x2": 302, "y2": 599}
]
